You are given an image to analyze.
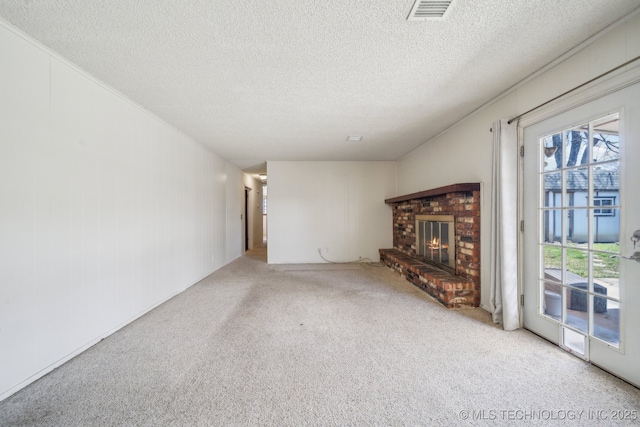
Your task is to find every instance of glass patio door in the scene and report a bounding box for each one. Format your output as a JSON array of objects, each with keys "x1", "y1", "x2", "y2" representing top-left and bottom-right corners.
[{"x1": 523, "y1": 82, "x2": 640, "y2": 387}]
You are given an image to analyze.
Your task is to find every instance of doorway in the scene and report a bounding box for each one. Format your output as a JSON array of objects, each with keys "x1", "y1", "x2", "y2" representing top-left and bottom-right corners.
[
  {"x1": 244, "y1": 187, "x2": 250, "y2": 251},
  {"x1": 522, "y1": 82, "x2": 640, "y2": 387},
  {"x1": 262, "y1": 183, "x2": 267, "y2": 245}
]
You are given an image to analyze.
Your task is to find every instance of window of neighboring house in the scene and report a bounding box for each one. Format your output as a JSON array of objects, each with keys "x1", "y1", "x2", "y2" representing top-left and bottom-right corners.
[{"x1": 594, "y1": 196, "x2": 615, "y2": 216}]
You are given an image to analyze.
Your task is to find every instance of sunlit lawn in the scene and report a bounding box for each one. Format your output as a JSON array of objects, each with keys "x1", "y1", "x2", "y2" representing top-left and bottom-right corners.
[{"x1": 543, "y1": 243, "x2": 619, "y2": 278}]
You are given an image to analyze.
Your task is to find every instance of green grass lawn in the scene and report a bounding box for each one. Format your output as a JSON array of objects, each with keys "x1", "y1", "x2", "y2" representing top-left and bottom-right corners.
[{"x1": 543, "y1": 243, "x2": 619, "y2": 278}]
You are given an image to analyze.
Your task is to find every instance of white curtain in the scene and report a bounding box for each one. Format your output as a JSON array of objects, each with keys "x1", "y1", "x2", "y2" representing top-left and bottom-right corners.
[{"x1": 489, "y1": 118, "x2": 520, "y2": 331}]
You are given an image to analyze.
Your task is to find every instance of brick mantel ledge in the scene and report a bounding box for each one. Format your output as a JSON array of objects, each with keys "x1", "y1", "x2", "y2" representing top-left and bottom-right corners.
[
  {"x1": 382, "y1": 183, "x2": 481, "y2": 309},
  {"x1": 379, "y1": 249, "x2": 477, "y2": 308},
  {"x1": 384, "y1": 183, "x2": 480, "y2": 204}
]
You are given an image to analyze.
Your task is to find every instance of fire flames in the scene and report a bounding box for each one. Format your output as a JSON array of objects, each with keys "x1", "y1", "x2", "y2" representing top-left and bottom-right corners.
[{"x1": 427, "y1": 237, "x2": 448, "y2": 250}]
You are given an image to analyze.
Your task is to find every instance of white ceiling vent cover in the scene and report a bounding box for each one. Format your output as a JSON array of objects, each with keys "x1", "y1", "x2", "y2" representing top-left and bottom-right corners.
[{"x1": 407, "y1": 0, "x2": 454, "y2": 21}]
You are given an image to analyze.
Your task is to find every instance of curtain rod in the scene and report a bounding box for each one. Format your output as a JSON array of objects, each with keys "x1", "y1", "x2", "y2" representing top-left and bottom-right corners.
[{"x1": 507, "y1": 54, "x2": 640, "y2": 125}]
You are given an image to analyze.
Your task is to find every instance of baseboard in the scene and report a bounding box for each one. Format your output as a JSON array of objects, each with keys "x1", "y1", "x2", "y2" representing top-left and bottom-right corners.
[{"x1": 0, "y1": 262, "x2": 233, "y2": 402}]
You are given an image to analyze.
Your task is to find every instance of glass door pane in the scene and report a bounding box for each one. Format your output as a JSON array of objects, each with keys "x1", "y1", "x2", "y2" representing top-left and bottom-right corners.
[
  {"x1": 538, "y1": 113, "x2": 621, "y2": 349},
  {"x1": 524, "y1": 83, "x2": 640, "y2": 386}
]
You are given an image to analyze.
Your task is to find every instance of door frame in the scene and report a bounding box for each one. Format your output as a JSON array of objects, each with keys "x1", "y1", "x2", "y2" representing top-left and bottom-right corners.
[
  {"x1": 517, "y1": 65, "x2": 640, "y2": 332},
  {"x1": 518, "y1": 64, "x2": 640, "y2": 310},
  {"x1": 244, "y1": 187, "x2": 251, "y2": 251},
  {"x1": 518, "y1": 69, "x2": 640, "y2": 387}
]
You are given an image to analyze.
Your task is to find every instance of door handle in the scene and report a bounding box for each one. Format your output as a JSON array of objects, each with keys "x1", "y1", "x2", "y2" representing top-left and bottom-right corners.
[
  {"x1": 624, "y1": 230, "x2": 640, "y2": 262},
  {"x1": 632, "y1": 229, "x2": 640, "y2": 248},
  {"x1": 618, "y1": 252, "x2": 640, "y2": 263}
]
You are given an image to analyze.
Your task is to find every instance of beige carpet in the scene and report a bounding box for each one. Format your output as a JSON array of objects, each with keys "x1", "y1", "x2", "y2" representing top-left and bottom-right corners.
[{"x1": 1, "y1": 247, "x2": 639, "y2": 426}]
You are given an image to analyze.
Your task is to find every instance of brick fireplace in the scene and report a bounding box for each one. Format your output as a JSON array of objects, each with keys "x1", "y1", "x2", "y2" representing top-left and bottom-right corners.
[{"x1": 380, "y1": 183, "x2": 480, "y2": 308}]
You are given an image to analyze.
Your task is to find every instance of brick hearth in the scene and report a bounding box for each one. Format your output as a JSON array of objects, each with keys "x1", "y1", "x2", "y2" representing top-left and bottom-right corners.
[{"x1": 380, "y1": 183, "x2": 480, "y2": 308}]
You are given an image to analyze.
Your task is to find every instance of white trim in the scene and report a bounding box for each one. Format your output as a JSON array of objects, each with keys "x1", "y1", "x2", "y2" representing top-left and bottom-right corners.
[
  {"x1": 0, "y1": 288, "x2": 182, "y2": 402},
  {"x1": 399, "y1": 7, "x2": 640, "y2": 161},
  {"x1": 0, "y1": 16, "x2": 213, "y2": 155},
  {"x1": 517, "y1": 125, "x2": 525, "y2": 328},
  {"x1": 518, "y1": 65, "x2": 640, "y2": 128},
  {"x1": 0, "y1": 267, "x2": 219, "y2": 402},
  {"x1": 520, "y1": 90, "x2": 640, "y2": 373}
]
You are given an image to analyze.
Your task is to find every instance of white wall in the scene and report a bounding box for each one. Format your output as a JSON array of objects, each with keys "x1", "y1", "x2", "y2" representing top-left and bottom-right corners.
[
  {"x1": 396, "y1": 13, "x2": 640, "y2": 310},
  {"x1": 267, "y1": 161, "x2": 396, "y2": 264},
  {"x1": 226, "y1": 165, "x2": 244, "y2": 262},
  {"x1": 0, "y1": 22, "x2": 243, "y2": 400}
]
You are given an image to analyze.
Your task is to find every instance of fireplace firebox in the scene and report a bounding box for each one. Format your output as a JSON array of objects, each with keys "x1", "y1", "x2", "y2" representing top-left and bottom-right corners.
[
  {"x1": 416, "y1": 215, "x2": 455, "y2": 274},
  {"x1": 380, "y1": 183, "x2": 481, "y2": 308}
]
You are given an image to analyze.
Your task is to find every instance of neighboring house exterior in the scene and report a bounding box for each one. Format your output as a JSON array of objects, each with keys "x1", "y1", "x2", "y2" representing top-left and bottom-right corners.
[{"x1": 544, "y1": 168, "x2": 619, "y2": 243}]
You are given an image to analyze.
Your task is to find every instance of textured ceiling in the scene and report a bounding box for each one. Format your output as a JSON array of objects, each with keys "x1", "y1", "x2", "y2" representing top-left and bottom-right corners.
[{"x1": 1, "y1": 1, "x2": 639, "y2": 174}]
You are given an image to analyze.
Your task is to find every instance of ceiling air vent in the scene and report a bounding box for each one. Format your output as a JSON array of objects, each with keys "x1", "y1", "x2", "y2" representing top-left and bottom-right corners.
[{"x1": 407, "y1": 0, "x2": 454, "y2": 21}]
